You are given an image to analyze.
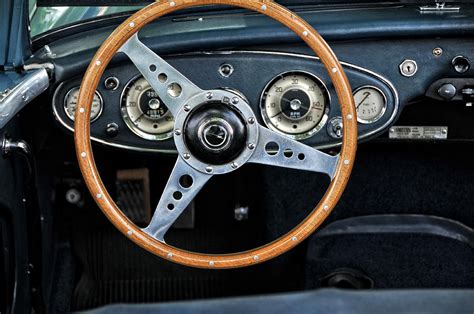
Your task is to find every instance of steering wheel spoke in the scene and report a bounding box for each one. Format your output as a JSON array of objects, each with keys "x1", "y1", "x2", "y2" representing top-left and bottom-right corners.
[
  {"x1": 248, "y1": 125, "x2": 338, "y2": 178},
  {"x1": 143, "y1": 158, "x2": 212, "y2": 242},
  {"x1": 119, "y1": 33, "x2": 203, "y2": 116}
]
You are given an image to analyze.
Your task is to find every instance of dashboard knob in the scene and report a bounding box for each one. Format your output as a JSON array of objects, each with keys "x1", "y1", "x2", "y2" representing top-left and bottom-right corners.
[
  {"x1": 106, "y1": 123, "x2": 119, "y2": 137},
  {"x1": 437, "y1": 83, "x2": 457, "y2": 100},
  {"x1": 327, "y1": 117, "x2": 343, "y2": 139},
  {"x1": 452, "y1": 56, "x2": 470, "y2": 74}
]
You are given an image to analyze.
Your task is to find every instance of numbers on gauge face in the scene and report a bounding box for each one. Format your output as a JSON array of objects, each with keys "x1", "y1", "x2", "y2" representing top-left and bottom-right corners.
[
  {"x1": 64, "y1": 87, "x2": 103, "y2": 122},
  {"x1": 261, "y1": 72, "x2": 330, "y2": 140},
  {"x1": 353, "y1": 86, "x2": 387, "y2": 124},
  {"x1": 121, "y1": 76, "x2": 174, "y2": 141}
]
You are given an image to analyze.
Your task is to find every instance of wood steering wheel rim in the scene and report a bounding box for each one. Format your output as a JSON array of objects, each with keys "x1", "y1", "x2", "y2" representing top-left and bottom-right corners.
[{"x1": 74, "y1": 0, "x2": 357, "y2": 269}]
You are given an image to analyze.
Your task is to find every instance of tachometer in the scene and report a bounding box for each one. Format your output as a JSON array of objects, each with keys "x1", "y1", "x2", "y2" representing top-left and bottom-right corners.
[
  {"x1": 353, "y1": 86, "x2": 387, "y2": 124},
  {"x1": 64, "y1": 87, "x2": 103, "y2": 122},
  {"x1": 260, "y1": 72, "x2": 330, "y2": 140},
  {"x1": 121, "y1": 76, "x2": 174, "y2": 141}
]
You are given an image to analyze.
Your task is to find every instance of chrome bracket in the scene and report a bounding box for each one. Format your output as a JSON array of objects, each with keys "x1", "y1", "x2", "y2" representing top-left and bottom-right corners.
[{"x1": 419, "y1": 1, "x2": 460, "y2": 13}]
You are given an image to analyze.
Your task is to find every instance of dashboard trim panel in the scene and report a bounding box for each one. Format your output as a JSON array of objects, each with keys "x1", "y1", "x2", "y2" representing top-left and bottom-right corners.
[{"x1": 52, "y1": 50, "x2": 399, "y2": 153}]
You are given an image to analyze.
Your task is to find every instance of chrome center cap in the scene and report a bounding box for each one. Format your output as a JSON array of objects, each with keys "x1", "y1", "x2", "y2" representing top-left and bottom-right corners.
[
  {"x1": 148, "y1": 98, "x2": 161, "y2": 110},
  {"x1": 290, "y1": 98, "x2": 302, "y2": 110},
  {"x1": 198, "y1": 118, "x2": 233, "y2": 152}
]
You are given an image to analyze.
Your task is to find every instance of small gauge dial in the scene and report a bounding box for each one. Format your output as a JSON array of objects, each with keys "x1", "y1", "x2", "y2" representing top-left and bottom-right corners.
[
  {"x1": 64, "y1": 87, "x2": 103, "y2": 122},
  {"x1": 121, "y1": 76, "x2": 174, "y2": 140},
  {"x1": 261, "y1": 72, "x2": 329, "y2": 140},
  {"x1": 353, "y1": 86, "x2": 387, "y2": 124}
]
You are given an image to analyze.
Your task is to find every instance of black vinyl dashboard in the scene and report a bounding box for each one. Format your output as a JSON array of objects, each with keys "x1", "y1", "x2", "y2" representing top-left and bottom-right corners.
[{"x1": 31, "y1": 3, "x2": 474, "y2": 153}]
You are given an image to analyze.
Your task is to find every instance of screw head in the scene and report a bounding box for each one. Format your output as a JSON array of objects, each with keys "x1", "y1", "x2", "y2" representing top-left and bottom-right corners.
[
  {"x1": 206, "y1": 92, "x2": 213, "y2": 99},
  {"x1": 205, "y1": 166, "x2": 213, "y2": 173},
  {"x1": 433, "y1": 47, "x2": 443, "y2": 57},
  {"x1": 183, "y1": 104, "x2": 191, "y2": 112},
  {"x1": 175, "y1": 129, "x2": 182, "y2": 136},
  {"x1": 248, "y1": 143, "x2": 255, "y2": 150},
  {"x1": 183, "y1": 153, "x2": 190, "y2": 160},
  {"x1": 247, "y1": 117, "x2": 255, "y2": 124},
  {"x1": 231, "y1": 162, "x2": 238, "y2": 169},
  {"x1": 231, "y1": 97, "x2": 239, "y2": 104}
]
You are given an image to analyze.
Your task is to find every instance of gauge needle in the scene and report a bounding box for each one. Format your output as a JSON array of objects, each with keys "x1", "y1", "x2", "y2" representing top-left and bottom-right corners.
[
  {"x1": 133, "y1": 113, "x2": 144, "y2": 124},
  {"x1": 270, "y1": 111, "x2": 283, "y2": 119},
  {"x1": 356, "y1": 93, "x2": 371, "y2": 109}
]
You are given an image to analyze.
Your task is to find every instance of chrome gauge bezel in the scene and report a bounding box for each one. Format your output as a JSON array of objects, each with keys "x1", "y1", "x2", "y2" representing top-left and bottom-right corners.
[
  {"x1": 63, "y1": 87, "x2": 103, "y2": 122},
  {"x1": 120, "y1": 75, "x2": 174, "y2": 141},
  {"x1": 353, "y1": 85, "x2": 387, "y2": 124},
  {"x1": 260, "y1": 71, "x2": 331, "y2": 141}
]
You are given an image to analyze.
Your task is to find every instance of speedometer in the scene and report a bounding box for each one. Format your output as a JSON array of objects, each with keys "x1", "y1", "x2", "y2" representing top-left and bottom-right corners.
[
  {"x1": 121, "y1": 76, "x2": 174, "y2": 141},
  {"x1": 260, "y1": 72, "x2": 330, "y2": 140}
]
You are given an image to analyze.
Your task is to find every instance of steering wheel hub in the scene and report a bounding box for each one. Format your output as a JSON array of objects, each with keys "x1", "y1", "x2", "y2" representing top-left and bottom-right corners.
[
  {"x1": 184, "y1": 102, "x2": 247, "y2": 165},
  {"x1": 173, "y1": 89, "x2": 258, "y2": 175}
]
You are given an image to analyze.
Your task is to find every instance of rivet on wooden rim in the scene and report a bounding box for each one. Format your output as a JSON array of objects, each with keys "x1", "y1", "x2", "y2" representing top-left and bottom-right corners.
[
  {"x1": 96, "y1": 193, "x2": 103, "y2": 199},
  {"x1": 167, "y1": 253, "x2": 173, "y2": 259},
  {"x1": 344, "y1": 159, "x2": 350, "y2": 165},
  {"x1": 323, "y1": 205, "x2": 329, "y2": 211},
  {"x1": 79, "y1": 108, "x2": 85, "y2": 113},
  {"x1": 253, "y1": 255, "x2": 260, "y2": 261},
  {"x1": 209, "y1": 261, "x2": 215, "y2": 266},
  {"x1": 291, "y1": 236, "x2": 298, "y2": 241},
  {"x1": 169, "y1": 1, "x2": 176, "y2": 6},
  {"x1": 261, "y1": 4, "x2": 267, "y2": 10},
  {"x1": 127, "y1": 230, "x2": 133, "y2": 236},
  {"x1": 80, "y1": 152, "x2": 86, "y2": 158},
  {"x1": 302, "y1": 30, "x2": 309, "y2": 36},
  {"x1": 347, "y1": 114, "x2": 353, "y2": 120},
  {"x1": 331, "y1": 67, "x2": 338, "y2": 73},
  {"x1": 129, "y1": 22, "x2": 135, "y2": 27},
  {"x1": 95, "y1": 60, "x2": 101, "y2": 66}
]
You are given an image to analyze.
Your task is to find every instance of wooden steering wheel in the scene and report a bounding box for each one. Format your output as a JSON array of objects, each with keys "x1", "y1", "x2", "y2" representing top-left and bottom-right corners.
[{"x1": 74, "y1": 0, "x2": 357, "y2": 269}]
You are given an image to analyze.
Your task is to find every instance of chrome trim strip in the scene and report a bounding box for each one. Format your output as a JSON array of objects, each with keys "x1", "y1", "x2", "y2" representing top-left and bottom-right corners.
[
  {"x1": 1, "y1": 69, "x2": 50, "y2": 130},
  {"x1": 52, "y1": 50, "x2": 399, "y2": 153}
]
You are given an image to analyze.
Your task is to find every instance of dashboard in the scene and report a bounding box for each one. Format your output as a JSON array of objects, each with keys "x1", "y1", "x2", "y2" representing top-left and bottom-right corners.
[
  {"x1": 38, "y1": 4, "x2": 474, "y2": 152},
  {"x1": 52, "y1": 50, "x2": 398, "y2": 152}
]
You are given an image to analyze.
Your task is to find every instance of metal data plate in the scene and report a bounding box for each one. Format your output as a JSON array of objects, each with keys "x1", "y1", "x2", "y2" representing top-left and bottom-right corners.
[{"x1": 389, "y1": 126, "x2": 448, "y2": 140}]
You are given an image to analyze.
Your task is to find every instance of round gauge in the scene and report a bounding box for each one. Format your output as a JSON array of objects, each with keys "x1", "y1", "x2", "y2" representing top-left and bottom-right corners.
[
  {"x1": 121, "y1": 76, "x2": 174, "y2": 141},
  {"x1": 261, "y1": 72, "x2": 330, "y2": 140},
  {"x1": 353, "y1": 86, "x2": 387, "y2": 124},
  {"x1": 64, "y1": 87, "x2": 103, "y2": 122}
]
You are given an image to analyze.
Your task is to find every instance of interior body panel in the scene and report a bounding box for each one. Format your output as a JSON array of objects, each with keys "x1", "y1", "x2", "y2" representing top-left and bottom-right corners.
[{"x1": 0, "y1": 1, "x2": 473, "y2": 313}]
